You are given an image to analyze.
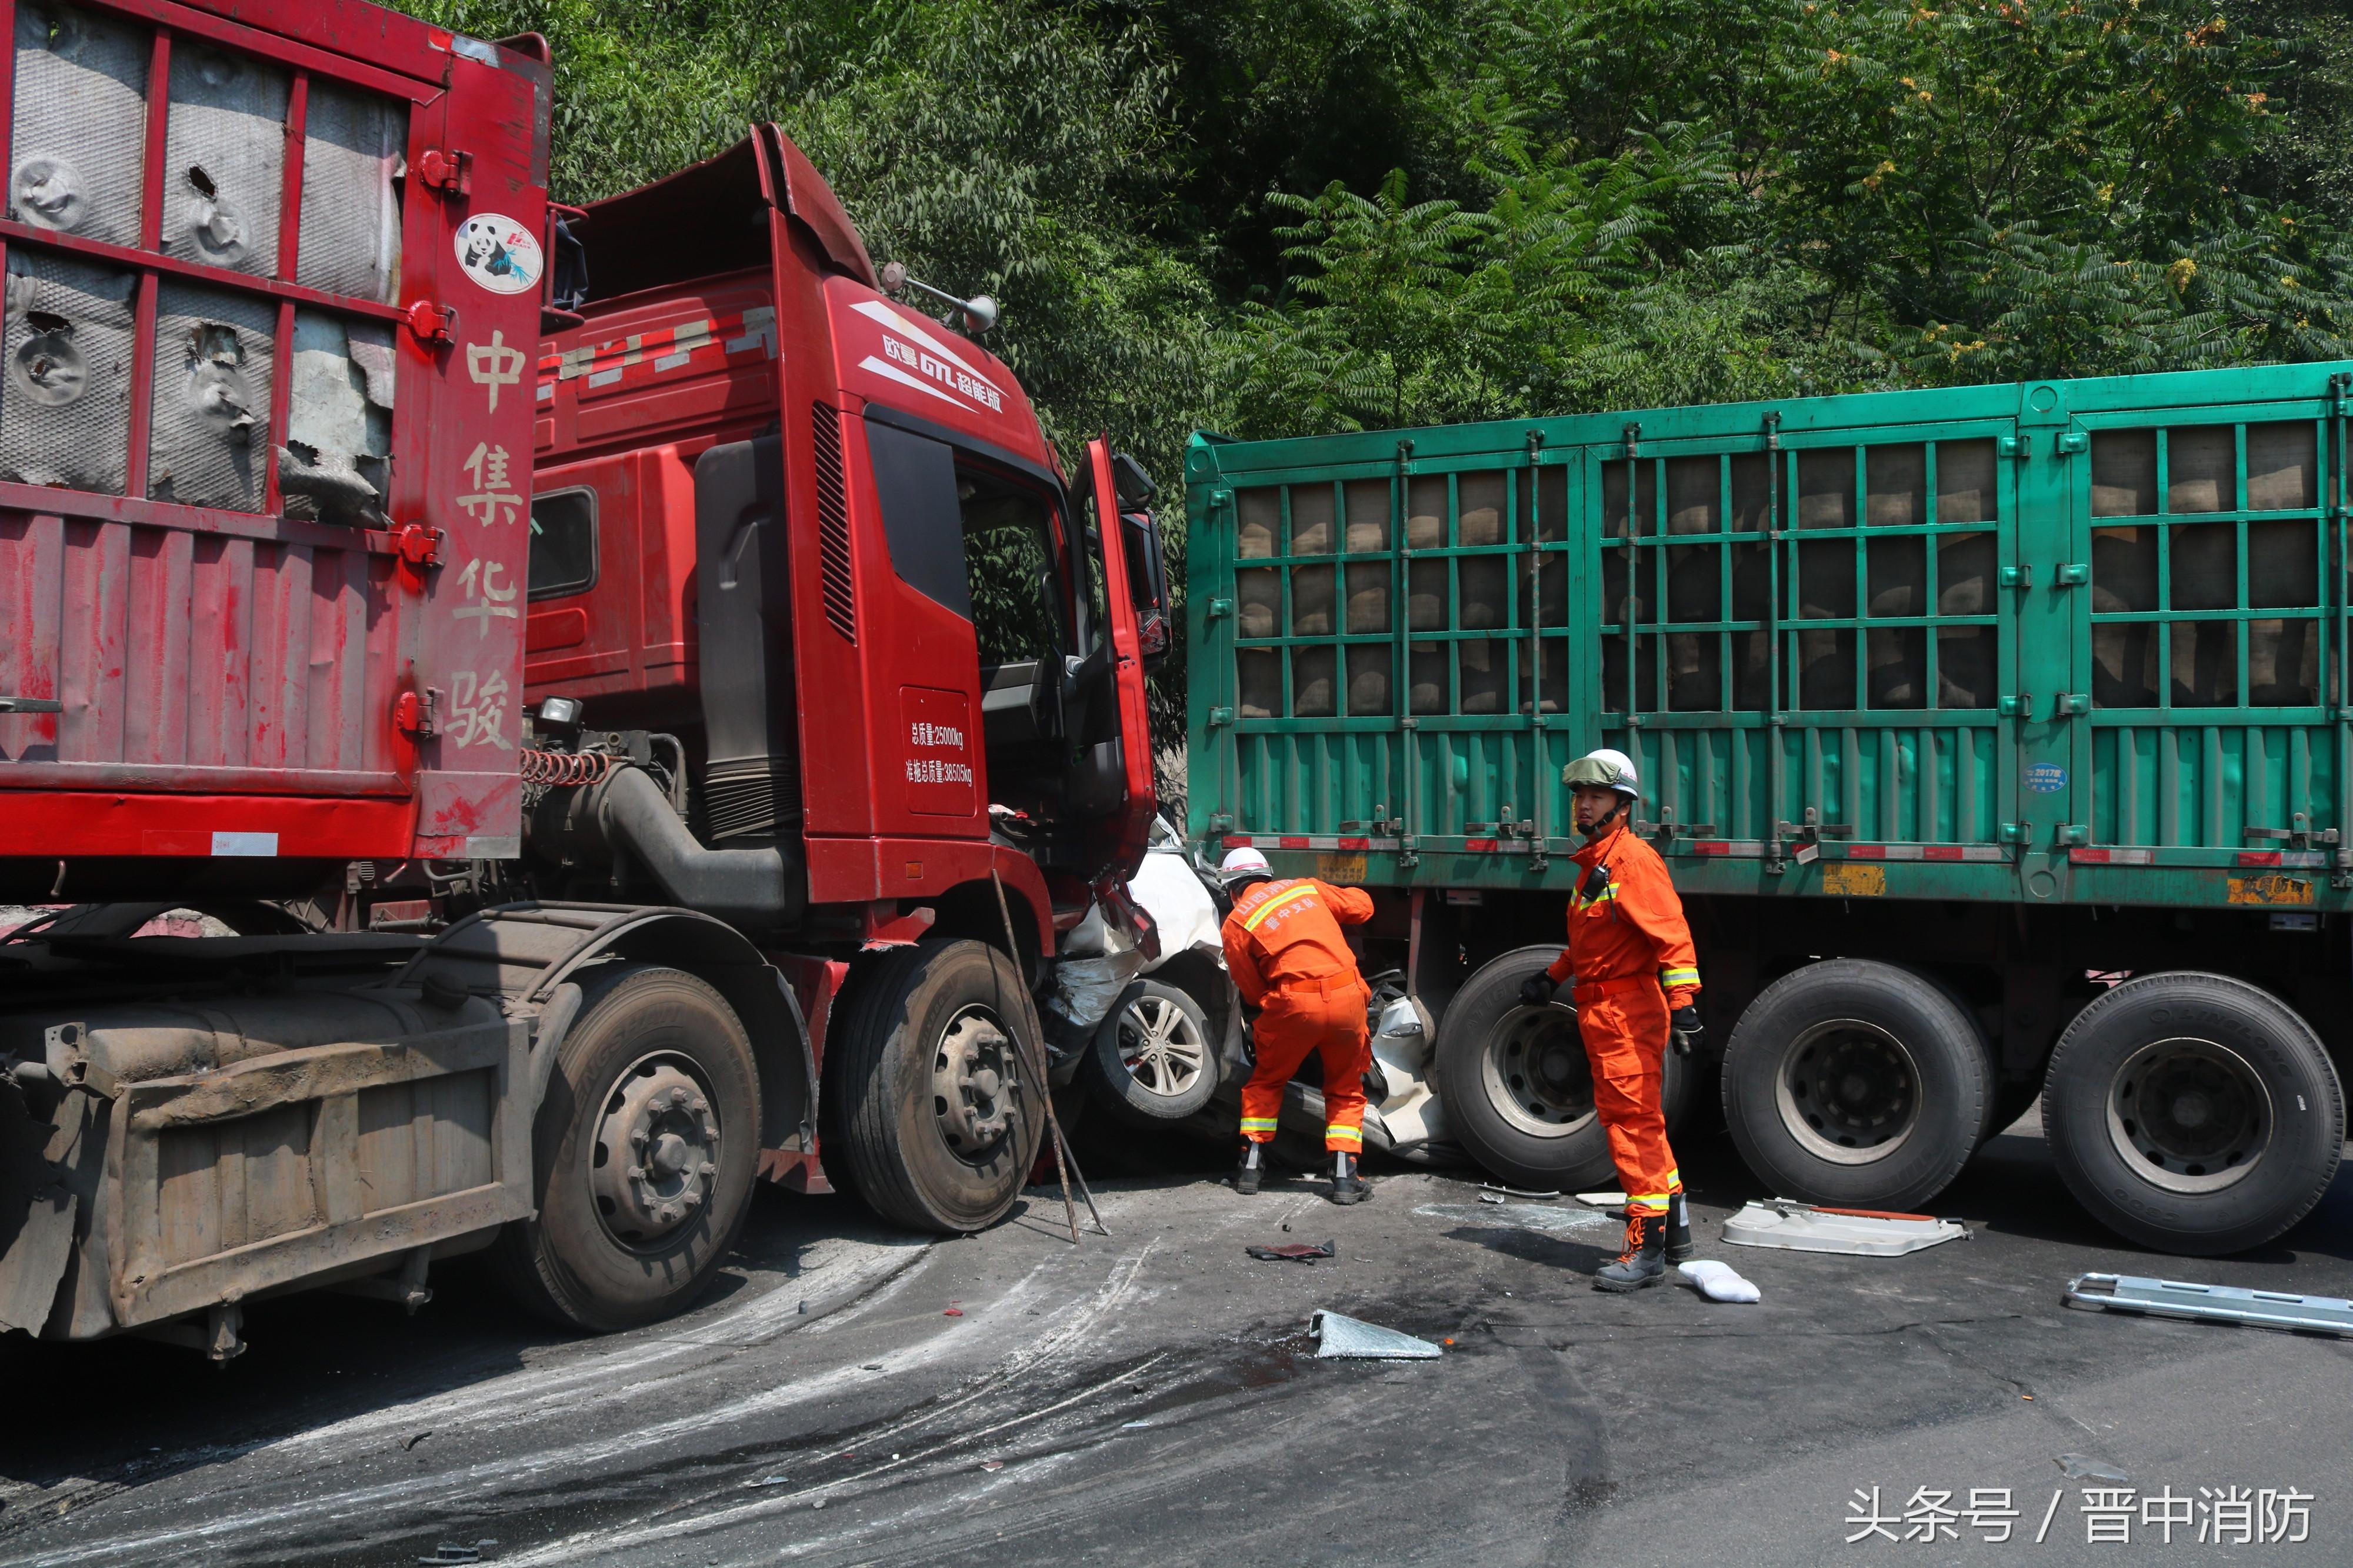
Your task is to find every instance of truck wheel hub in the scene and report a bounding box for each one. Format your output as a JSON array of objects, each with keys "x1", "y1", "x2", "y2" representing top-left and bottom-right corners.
[
  {"x1": 934, "y1": 1006, "x2": 1019, "y2": 1160},
  {"x1": 1484, "y1": 1003, "x2": 1598, "y2": 1137},
  {"x1": 1776, "y1": 1019, "x2": 1920, "y2": 1166},
  {"x1": 591, "y1": 1056, "x2": 719, "y2": 1246},
  {"x1": 2107, "y1": 1036, "x2": 2269, "y2": 1195}
]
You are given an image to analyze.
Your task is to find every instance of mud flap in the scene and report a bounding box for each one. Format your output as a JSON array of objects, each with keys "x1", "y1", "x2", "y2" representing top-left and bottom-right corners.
[{"x1": 0, "y1": 1184, "x2": 75, "y2": 1333}]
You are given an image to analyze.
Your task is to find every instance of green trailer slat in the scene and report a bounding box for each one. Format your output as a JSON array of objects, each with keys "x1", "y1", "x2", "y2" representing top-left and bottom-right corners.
[{"x1": 1187, "y1": 363, "x2": 2353, "y2": 911}]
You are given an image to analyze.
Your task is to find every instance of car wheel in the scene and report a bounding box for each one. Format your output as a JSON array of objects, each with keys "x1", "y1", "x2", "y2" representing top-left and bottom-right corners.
[{"x1": 1081, "y1": 978, "x2": 1221, "y2": 1126}]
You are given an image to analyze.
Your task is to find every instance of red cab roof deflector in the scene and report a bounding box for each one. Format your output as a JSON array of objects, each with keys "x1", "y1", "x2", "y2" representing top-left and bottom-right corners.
[{"x1": 577, "y1": 128, "x2": 878, "y2": 303}]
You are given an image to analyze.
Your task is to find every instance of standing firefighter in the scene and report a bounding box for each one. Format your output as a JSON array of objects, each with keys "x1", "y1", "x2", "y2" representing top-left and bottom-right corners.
[
  {"x1": 1218, "y1": 847, "x2": 1378, "y2": 1204},
  {"x1": 1521, "y1": 749, "x2": 1705, "y2": 1290}
]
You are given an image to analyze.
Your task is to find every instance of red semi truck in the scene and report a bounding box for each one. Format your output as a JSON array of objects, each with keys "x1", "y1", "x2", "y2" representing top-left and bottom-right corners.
[{"x1": 0, "y1": 0, "x2": 1165, "y2": 1353}]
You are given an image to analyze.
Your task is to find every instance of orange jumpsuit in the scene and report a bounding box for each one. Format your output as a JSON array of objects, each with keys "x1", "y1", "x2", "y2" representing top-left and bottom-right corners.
[
  {"x1": 1222, "y1": 877, "x2": 1376, "y2": 1152},
  {"x1": 1542, "y1": 819, "x2": 1702, "y2": 1219}
]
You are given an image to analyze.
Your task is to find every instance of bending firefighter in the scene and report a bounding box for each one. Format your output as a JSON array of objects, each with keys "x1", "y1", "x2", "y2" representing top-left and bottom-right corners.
[
  {"x1": 1522, "y1": 749, "x2": 1705, "y2": 1291},
  {"x1": 1217, "y1": 847, "x2": 1377, "y2": 1205}
]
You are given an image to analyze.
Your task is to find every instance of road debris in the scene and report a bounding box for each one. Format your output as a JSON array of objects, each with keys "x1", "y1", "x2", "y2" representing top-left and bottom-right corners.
[
  {"x1": 1415, "y1": 1202, "x2": 1609, "y2": 1237},
  {"x1": 1309, "y1": 1310, "x2": 1444, "y2": 1360},
  {"x1": 1247, "y1": 1240, "x2": 1337, "y2": 1263},
  {"x1": 1677, "y1": 1260, "x2": 1760, "y2": 1303},
  {"x1": 944, "y1": 1308, "x2": 964, "y2": 1317},
  {"x1": 746, "y1": 1474, "x2": 791, "y2": 1489},
  {"x1": 1722, "y1": 1199, "x2": 1967, "y2": 1256},
  {"x1": 416, "y1": 1549, "x2": 480, "y2": 1566},
  {"x1": 1477, "y1": 1192, "x2": 1507, "y2": 1205},
  {"x1": 1479, "y1": 1183, "x2": 1562, "y2": 1200},
  {"x1": 979, "y1": 1460, "x2": 1004, "y2": 1472},
  {"x1": 2057, "y1": 1454, "x2": 2131, "y2": 1482},
  {"x1": 2064, "y1": 1273, "x2": 2353, "y2": 1336}
]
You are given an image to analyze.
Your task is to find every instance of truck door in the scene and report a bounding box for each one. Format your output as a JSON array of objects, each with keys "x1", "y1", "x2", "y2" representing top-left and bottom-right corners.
[
  {"x1": 1075, "y1": 436, "x2": 1158, "y2": 880},
  {"x1": 2012, "y1": 384, "x2": 2084, "y2": 898},
  {"x1": 2054, "y1": 375, "x2": 2345, "y2": 882}
]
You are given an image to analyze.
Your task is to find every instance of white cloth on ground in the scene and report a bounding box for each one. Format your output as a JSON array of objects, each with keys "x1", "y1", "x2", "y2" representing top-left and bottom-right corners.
[{"x1": 1678, "y1": 1259, "x2": 1760, "y2": 1303}]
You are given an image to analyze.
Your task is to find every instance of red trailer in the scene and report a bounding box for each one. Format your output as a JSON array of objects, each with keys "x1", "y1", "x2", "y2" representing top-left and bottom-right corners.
[
  {"x1": 0, "y1": 2, "x2": 1165, "y2": 1355},
  {"x1": 0, "y1": 0, "x2": 542, "y2": 881}
]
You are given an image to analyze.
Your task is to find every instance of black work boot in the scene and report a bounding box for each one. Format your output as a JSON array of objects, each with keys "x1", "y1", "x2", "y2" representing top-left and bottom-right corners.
[
  {"x1": 1595, "y1": 1212, "x2": 1667, "y2": 1292},
  {"x1": 1665, "y1": 1191, "x2": 1694, "y2": 1266},
  {"x1": 1328, "y1": 1150, "x2": 1371, "y2": 1205},
  {"x1": 1234, "y1": 1139, "x2": 1269, "y2": 1195}
]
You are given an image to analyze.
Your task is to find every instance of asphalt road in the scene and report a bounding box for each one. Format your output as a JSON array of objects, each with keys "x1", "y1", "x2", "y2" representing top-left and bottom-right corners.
[{"x1": 3, "y1": 1109, "x2": 2349, "y2": 1567}]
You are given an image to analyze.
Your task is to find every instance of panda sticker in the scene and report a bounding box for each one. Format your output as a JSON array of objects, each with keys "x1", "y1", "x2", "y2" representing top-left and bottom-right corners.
[{"x1": 454, "y1": 214, "x2": 544, "y2": 296}]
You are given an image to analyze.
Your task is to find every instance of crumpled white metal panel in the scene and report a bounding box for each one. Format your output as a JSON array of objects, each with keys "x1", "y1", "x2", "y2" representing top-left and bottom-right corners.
[{"x1": 1722, "y1": 1199, "x2": 1967, "y2": 1256}]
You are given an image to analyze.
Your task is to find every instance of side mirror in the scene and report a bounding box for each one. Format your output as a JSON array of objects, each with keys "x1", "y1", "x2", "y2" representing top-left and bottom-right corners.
[
  {"x1": 1121, "y1": 509, "x2": 1171, "y2": 670},
  {"x1": 1111, "y1": 452, "x2": 1156, "y2": 508}
]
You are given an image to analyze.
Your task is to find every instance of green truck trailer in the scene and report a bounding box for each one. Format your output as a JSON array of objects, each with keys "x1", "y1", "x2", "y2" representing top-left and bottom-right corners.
[{"x1": 1184, "y1": 362, "x2": 2352, "y2": 1256}]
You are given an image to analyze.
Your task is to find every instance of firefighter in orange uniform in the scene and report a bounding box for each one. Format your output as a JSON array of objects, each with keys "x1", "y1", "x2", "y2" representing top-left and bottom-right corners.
[
  {"x1": 1522, "y1": 749, "x2": 1705, "y2": 1290},
  {"x1": 1217, "y1": 846, "x2": 1378, "y2": 1204}
]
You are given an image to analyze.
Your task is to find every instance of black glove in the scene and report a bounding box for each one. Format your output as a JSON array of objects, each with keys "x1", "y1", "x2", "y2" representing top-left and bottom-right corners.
[
  {"x1": 1519, "y1": 973, "x2": 1557, "y2": 1007},
  {"x1": 1670, "y1": 1005, "x2": 1704, "y2": 1055}
]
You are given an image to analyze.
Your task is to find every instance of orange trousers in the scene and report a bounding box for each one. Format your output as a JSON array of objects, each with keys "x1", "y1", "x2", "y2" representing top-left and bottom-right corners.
[
  {"x1": 1239, "y1": 976, "x2": 1371, "y2": 1152},
  {"x1": 1578, "y1": 978, "x2": 1681, "y2": 1217}
]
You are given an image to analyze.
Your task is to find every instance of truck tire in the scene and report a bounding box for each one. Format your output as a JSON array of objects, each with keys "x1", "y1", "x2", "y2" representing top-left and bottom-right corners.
[
  {"x1": 1721, "y1": 959, "x2": 1989, "y2": 1210},
  {"x1": 1437, "y1": 946, "x2": 1619, "y2": 1192},
  {"x1": 824, "y1": 939, "x2": 1046, "y2": 1233},
  {"x1": 2041, "y1": 972, "x2": 2344, "y2": 1256},
  {"x1": 1080, "y1": 978, "x2": 1221, "y2": 1127},
  {"x1": 492, "y1": 965, "x2": 761, "y2": 1332}
]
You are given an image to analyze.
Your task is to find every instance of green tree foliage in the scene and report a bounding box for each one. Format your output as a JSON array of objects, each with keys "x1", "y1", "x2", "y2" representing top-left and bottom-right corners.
[{"x1": 411, "y1": 0, "x2": 2353, "y2": 766}]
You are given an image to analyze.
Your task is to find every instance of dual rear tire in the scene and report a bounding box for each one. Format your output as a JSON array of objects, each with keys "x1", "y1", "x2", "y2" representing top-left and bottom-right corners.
[{"x1": 1716, "y1": 960, "x2": 2343, "y2": 1255}]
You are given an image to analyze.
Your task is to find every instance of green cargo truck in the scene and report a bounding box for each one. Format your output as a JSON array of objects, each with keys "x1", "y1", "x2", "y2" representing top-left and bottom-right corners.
[{"x1": 1184, "y1": 363, "x2": 2352, "y2": 1256}]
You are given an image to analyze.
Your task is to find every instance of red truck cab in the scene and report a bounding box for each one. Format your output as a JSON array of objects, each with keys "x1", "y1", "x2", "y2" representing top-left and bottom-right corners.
[{"x1": 522, "y1": 128, "x2": 1161, "y2": 964}]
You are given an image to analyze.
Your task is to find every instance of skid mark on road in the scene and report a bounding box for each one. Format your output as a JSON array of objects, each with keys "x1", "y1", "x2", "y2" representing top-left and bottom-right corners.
[
  {"x1": 504, "y1": 1355, "x2": 1174, "y2": 1564},
  {"x1": 265, "y1": 1236, "x2": 931, "y2": 1461},
  {"x1": 8, "y1": 1236, "x2": 1164, "y2": 1567}
]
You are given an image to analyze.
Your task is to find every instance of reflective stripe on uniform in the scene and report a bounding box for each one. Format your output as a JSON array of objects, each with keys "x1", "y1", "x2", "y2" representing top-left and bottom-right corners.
[
  {"x1": 1325, "y1": 1123, "x2": 1361, "y2": 1143},
  {"x1": 1241, "y1": 882, "x2": 1321, "y2": 931},
  {"x1": 1661, "y1": 967, "x2": 1699, "y2": 988},
  {"x1": 1240, "y1": 1117, "x2": 1279, "y2": 1132},
  {"x1": 1572, "y1": 882, "x2": 1622, "y2": 913}
]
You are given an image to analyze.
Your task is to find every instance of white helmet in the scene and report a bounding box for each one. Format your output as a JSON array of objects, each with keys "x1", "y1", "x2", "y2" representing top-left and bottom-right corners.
[
  {"x1": 1218, "y1": 846, "x2": 1273, "y2": 886},
  {"x1": 1562, "y1": 747, "x2": 1640, "y2": 798}
]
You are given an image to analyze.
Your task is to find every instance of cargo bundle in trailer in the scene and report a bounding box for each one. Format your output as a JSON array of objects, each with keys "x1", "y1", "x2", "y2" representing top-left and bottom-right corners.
[
  {"x1": 0, "y1": 0, "x2": 1169, "y2": 1355},
  {"x1": 1184, "y1": 363, "x2": 2351, "y2": 1256}
]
